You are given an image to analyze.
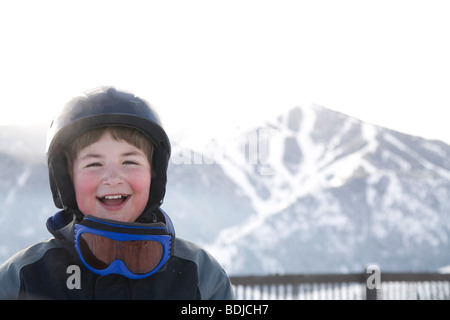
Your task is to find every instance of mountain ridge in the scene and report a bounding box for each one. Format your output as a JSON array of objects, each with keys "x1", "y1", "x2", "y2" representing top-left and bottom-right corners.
[{"x1": 205, "y1": 104, "x2": 450, "y2": 275}]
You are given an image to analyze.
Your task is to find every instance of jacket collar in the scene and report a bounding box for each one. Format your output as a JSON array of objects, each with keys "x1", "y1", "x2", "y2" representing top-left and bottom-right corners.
[{"x1": 46, "y1": 210, "x2": 78, "y2": 247}]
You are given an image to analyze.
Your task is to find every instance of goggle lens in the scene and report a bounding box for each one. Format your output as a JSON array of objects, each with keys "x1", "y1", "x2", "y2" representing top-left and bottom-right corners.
[
  {"x1": 79, "y1": 233, "x2": 164, "y2": 274},
  {"x1": 74, "y1": 215, "x2": 173, "y2": 279}
]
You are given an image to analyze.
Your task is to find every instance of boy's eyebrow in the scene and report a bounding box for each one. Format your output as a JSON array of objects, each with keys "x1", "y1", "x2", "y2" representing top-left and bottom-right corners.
[
  {"x1": 122, "y1": 151, "x2": 145, "y2": 157},
  {"x1": 78, "y1": 151, "x2": 145, "y2": 161},
  {"x1": 78, "y1": 153, "x2": 103, "y2": 161}
]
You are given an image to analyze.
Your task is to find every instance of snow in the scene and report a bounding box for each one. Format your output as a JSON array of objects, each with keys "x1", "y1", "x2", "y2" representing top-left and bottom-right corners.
[
  {"x1": 385, "y1": 132, "x2": 450, "y2": 180},
  {"x1": 207, "y1": 104, "x2": 450, "y2": 275},
  {"x1": 5, "y1": 166, "x2": 31, "y2": 205}
]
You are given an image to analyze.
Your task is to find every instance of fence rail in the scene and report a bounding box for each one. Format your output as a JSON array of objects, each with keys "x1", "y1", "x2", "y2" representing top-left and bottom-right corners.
[{"x1": 229, "y1": 267, "x2": 450, "y2": 300}]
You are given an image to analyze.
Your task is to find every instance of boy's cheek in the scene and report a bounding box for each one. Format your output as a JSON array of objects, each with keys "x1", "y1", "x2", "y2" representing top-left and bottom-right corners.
[
  {"x1": 134, "y1": 175, "x2": 152, "y2": 192},
  {"x1": 73, "y1": 175, "x2": 98, "y2": 201}
]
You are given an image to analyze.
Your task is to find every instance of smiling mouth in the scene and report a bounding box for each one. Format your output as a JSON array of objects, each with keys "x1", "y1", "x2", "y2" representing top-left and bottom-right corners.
[{"x1": 97, "y1": 195, "x2": 130, "y2": 207}]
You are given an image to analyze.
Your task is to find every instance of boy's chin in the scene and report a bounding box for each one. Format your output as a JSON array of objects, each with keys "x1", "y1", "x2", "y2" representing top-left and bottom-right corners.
[{"x1": 85, "y1": 211, "x2": 141, "y2": 223}]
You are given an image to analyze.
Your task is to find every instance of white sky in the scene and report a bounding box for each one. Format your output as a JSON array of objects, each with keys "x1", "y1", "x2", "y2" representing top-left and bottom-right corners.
[{"x1": 1, "y1": 0, "x2": 450, "y2": 146}]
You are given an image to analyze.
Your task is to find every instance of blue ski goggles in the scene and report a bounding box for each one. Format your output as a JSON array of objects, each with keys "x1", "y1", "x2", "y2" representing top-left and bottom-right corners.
[{"x1": 74, "y1": 215, "x2": 173, "y2": 279}]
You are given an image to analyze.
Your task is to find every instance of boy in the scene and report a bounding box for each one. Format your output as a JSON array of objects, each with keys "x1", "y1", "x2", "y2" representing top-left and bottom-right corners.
[{"x1": 0, "y1": 87, "x2": 235, "y2": 299}]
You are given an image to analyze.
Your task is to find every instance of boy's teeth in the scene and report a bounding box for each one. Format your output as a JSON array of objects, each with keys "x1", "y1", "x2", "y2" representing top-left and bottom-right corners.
[{"x1": 103, "y1": 195, "x2": 124, "y2": 199}]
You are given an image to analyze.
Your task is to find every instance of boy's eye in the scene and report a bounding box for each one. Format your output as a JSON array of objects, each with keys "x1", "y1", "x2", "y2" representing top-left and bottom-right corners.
[
  {"x1": 86, "y1": 162, "x2": 102, "y2": 168},
  {"x1": 123, "y1": 160, "x2": 138, "y2": 165}
]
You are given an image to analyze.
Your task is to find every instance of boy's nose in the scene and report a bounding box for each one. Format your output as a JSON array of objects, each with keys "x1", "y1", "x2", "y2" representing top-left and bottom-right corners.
[{"x1": 101, "y1": 166, "x2": 124, "y2": 185}]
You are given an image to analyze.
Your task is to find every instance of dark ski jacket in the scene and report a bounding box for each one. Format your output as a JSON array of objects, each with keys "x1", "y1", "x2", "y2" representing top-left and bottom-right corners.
[{"x1": 0, "y1": 211, "x2": 235, "y2": 300}]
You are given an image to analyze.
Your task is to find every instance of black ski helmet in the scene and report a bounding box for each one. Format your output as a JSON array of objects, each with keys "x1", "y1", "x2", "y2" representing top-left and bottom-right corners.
[{"x1": 46, "y1": 87, "x2": 171, "y2": 220}]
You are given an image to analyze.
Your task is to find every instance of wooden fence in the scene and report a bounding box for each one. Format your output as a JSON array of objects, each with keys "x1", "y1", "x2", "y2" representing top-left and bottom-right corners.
[{"x1": 229, "y1": 267, "x2": 450, "y2": 300}]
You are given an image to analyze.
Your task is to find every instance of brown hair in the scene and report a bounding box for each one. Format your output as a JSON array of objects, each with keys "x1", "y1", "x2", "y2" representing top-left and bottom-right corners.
[{"x1": 65, "y1": 126, "x2": 154, "y2": 179}]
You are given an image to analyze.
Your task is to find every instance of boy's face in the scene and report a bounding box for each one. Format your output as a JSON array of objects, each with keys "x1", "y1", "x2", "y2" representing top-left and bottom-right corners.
[{"x1": 72, "y1": 131, "x2": 152, "y2": 222}]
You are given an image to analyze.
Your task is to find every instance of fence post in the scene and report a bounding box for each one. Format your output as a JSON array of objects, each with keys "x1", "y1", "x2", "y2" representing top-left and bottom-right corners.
[{"x1": 365, "y1": 264, "x2": 381, "y2": 300}]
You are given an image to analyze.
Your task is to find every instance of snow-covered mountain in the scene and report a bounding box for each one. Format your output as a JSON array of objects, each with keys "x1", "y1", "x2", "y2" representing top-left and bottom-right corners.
[
  {"x1": 206, "y1": 104, "x2": 450, "y2": 275},
  {"x1": 1, "y1": 105, "x2": 450, "y2": 276}
]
